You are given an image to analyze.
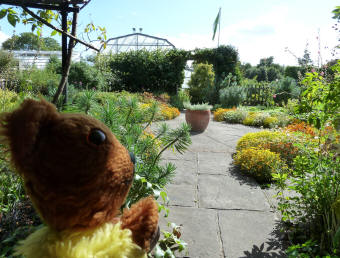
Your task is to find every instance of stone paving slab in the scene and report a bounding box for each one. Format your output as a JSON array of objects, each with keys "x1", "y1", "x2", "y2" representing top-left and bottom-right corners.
[
  {"x1": 162, "y1": 149, "x2": 197, "y2": 161},
  {"x1": 218, "y1": 210, "x2": 285, "y2": 258},
  {"x1": 159, "y1": 206, "x2": 223, "y2": 258},
  {"x1": 198, "y1": 152, "x2": 233, "y2": 175},
  {"x1": 198, "y1": 174, "x2": 271, "y2": 211},
  {"x1": 165, "y1": 184, "x2": 197, "y2": 207},
  {"x1": 166, "y1": 159, "x2": 197, "y2": 186}
]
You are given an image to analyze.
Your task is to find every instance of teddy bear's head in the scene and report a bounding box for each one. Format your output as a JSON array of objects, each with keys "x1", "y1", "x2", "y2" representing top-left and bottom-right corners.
[{"x1": 0, "y1": 99, "x2": 135, "y2": 232}]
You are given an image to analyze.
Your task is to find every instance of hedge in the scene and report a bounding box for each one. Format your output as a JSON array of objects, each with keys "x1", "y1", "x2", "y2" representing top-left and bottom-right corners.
[{"x1": 108, "y1": 49, "x2": 188, "y2": 94}]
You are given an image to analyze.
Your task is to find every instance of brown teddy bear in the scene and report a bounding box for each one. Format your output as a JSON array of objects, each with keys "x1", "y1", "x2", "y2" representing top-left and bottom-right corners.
[{"x1": 0, "y1": 99, "x2": 159, "y2": 257}]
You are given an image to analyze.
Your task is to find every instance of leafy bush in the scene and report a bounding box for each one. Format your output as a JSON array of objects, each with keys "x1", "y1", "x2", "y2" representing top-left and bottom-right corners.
[
  {"x1": 243, "y1": 112, "x2": 270, "y2": 127},
  {"x1": 275, "y1": 141, "x2": 340, "y2": 255},
  {"x1": 272, "y1": 76, "x2": 300, "y2": 105},
  {"x1": 16, "y1": 68, "x2": 60, "y2": 95},
  {"x1": 213, "y1": 108, "x2": 235, "y2": 121},
  {"x1": 159, "y1": 104, "x2": 180, "y2": 120},
  {"x1": 219, "y1": 86, "x2": 246, "y2": 108},
  {"x1": 108, "y1": 49, "x2": 188, "y2": 94},
  {"x1": 68, "y1": 61, "x2": 106, "y2": 91},
  {"x1": 224, "y1": 109, "x2": 248, "y2": 124},
  {"x1": 0, "y1": 50, "x2": 18, "y2": 74},
  {"x1": 192, "y1": 45, "x2": 241, "y2": 83},
  {"x1": 236, "y1": 130, "x2": 301, "y2": 166},
  {"x1": 242, "y1": 79, "x2": 274, "y2": 106},
  {"x1": 0, "y1": 89, "x2": 19, "y2": 113},
  {"x1": 284, "y1": 121, "x2": 316, "y2": 137},
  {"x1": 284, "y1": 66, "x2": 305, "y2": 80},
  {"x1": 234, "y1": 147, "x2": 285, "y2": 183},
  {"x1": 187, "y1": 63, "x2": 215, "y2": 104},
  {"x1": 263, "y1": 116, "x2": 279, "y2": 128},
  {"x1": 170, "y1": 90, "x2": 191, "y2": 111}
]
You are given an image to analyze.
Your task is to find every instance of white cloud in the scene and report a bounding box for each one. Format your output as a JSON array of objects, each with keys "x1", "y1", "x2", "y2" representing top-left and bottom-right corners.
[
  {"x1": 0, "y1": 31, "x2": 9, "y2": 46},
  {"x1": 165, "y1": 5, "x2": 339, "y2": 66}
]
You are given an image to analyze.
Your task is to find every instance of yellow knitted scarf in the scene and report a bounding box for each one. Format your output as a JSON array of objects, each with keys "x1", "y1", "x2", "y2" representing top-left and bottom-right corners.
[{"x1": 14, "y1": 222, "x2": 147, "y2": 258}]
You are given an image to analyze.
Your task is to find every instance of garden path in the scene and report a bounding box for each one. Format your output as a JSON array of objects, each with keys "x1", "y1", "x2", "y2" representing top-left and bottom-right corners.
[{"x1": 154, "y1": 113, "x2": 286, "y2": 258}]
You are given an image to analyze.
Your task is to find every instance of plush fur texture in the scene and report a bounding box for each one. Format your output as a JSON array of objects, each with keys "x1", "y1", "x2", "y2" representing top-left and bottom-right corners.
[
  {"x1": 14, "y1": 222, "x2": 147, "y2": 258},
  {"x1": 0, "y1": 99, "x2": 159, "y2": 256}
]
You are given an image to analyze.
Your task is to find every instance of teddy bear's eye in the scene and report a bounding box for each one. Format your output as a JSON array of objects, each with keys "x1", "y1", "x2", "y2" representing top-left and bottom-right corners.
[{"x1": 88, "y1": 129, "x2": 106, "y2": 145}]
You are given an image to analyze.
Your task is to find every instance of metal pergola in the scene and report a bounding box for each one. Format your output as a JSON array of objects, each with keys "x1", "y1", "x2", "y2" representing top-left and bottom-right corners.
[
  {"x1": 0, "y1": 0, "x2": 98, "y2": 103},
  {"x1": 0, "y1": 0, "x2": 89, "y2": 12},
  {"x1": 102, "y1": 32, "x2": 176, "y2": 53}
]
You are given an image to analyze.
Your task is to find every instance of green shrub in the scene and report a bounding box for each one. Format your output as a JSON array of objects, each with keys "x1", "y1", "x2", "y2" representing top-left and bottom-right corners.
[
  {"x1": 234, "y1": 147, "x2": 285, "y2": 183},
  {"x1": 68, "y1": 61, "x2": 106, "y2": 91},
  {"x1": 236, "y1": 130, "x2": 301, "y2": 166},
  {"x1": 192, "y1": 45, "x2": 241, "y2": 83},
  {"x1": 188, "y1": 63, "x2": 215, "y2": 104},
  {"x1": 272, "y1": 76, "x2": 300, "y2": 105},
  {"x1": 224, "y1": 109, "x2": 248, "y2": 123},
  {"x1": 219, "y1": 86, "x2": 246, "y2": 108},
  {"x1": 242, "y1": 80, "x2": 274, "y2": 106},
  {"x1": 170, "y1": 90, "x2": 191, "y2": 110},
  {"x1": 243, "y1": 112, "x2": 270, "y2": 126},
  {"x1": 263, "y1": 116, "x2": 279, "y2": 128},
  {"x1": 0, "y1": 89, "x2": 19, "y2": 113},
  {"x1": 237, "y1": 131, "x2": 285, "y2": 151},
  {"x1": 108, "y1": 49, "x2": 188, "y2": 94},
  {"x1": 16, "y1": 68, "x2": 60, "y2": 95},
  {"x1": 0, "y1": 50, "x2": 18, "y2": 74}
]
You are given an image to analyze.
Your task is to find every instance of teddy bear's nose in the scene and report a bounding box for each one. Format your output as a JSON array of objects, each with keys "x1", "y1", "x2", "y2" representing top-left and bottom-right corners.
[{"x1": 129, "y1": 152, "x2": 136, "y2": 165}]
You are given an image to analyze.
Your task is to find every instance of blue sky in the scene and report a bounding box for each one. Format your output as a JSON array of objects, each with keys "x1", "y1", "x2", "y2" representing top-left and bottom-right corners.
[{"x1": 0, "y1": 0, "x2": 338, "y2": 65}]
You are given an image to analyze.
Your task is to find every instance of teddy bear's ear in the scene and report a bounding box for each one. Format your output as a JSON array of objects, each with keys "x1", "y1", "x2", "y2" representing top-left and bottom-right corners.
[{"x1": 0, "y1": 99, "x2": 59, "y2": 166}]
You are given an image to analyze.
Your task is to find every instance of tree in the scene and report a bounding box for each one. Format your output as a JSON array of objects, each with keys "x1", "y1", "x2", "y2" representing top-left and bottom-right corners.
[{"x1": 2, "y1": 32, "x2": 61, "y2": 51}]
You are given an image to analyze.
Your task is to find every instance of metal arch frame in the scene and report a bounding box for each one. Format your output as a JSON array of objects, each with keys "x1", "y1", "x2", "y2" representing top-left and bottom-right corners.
[
  {"x1": 101, "y1": 32, "x2": 176, "y2": 52},
  {"x1": 0, "y1": 0, "x2": 89, "y2": 12}
]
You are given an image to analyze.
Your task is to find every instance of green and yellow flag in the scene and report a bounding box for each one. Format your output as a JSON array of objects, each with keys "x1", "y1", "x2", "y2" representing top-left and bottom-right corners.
[{"x1": 212, "y1": 7, "x2": 221, "y2": 40}]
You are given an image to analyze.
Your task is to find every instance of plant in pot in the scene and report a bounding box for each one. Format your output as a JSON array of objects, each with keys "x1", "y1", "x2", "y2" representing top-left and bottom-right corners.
[{"x1": 184, "y1": 102, "x2": 212, "y2": 133}]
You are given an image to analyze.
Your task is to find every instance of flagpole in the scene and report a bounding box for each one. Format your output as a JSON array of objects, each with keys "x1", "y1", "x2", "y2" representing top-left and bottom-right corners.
[{"x1": 218, "y1": 7, "x2": 221, "y2": 47}]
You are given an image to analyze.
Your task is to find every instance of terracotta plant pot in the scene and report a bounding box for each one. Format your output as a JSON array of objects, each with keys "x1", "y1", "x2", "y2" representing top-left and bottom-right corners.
[{"x1": 185, "y1": 109, "x2": 211, "y2": 132}]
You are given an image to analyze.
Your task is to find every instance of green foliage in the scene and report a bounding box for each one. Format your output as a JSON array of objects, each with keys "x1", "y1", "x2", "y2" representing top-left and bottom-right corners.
[
  {"x1": 242, "y1": 57, "x2": 284, "y2": 82},
  {"x1": 183, "y1": 102, "x2": 212, "y2": 111},
  {"x1": 243, "y1": 112, "x2": 270, "y2": 127},
  {"x1": 170, "y1": 90, "x2": 191, "y2": 111},
  {"x1": 285, "y1": 66, "x2": 305, "y2": 81},
  {"x1": 0, "y1": 89, "x2": 19, "y2": 113},
  {"x1": 154, "y1": 223, "x2": 187, "y2": 257},
  {"x1": 108, "y1": 49, "x2": 188, "y2": 94},
  {"x1": 68, "y1": 61, "x2": 106, "y2": 91},
  {"x1": 187, "y1": 63, "x2": 215, "y2": 104},
  {"x1": 219, "y1": 86, "x2": 246, "y2": 108},
  {"x1": 242, "y1": 80, "x2": 275, "y2": 106},
  {"x1": 234, "y1": 147, "x2": 285, "y2": 183},
  {"x1": 263, "y1": 116, "x2": 279, "y2": 128},
  {"x1": 273, "y1": 60, "x2": 340, "y2": 256},
  {"x1": 224, "y1": 109, "x2": 248, "y2": 124},
  {"x1": 2, "y1": 32, "x2": 61, "y2": 51},
  {"x1": 15, "y1": 67, "x2": 60, "y2": 95},
  {"x1": 237, "y1": 130, "x2": 302, "y2": 166},
  {"x1": 192, "y1": 45, "x2": 241, "y2": 83},
  {"x1": 275, "y1": 141, "x2": 340, "y2": 254},
  {"x1": 0, "y1": 50, "x2": 18, "y2": 74},
  {"x1": 272, "y1": 77, "x2": 300, "y2": 105},
  {"x1": 297, "y1": 61, "x2": 340, "y2": 130}
]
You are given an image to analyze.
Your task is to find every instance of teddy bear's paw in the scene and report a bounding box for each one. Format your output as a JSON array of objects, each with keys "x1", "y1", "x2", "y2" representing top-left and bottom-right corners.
[{"x1": 121, "y1": 196, "x2": 159, "y2": 251}]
